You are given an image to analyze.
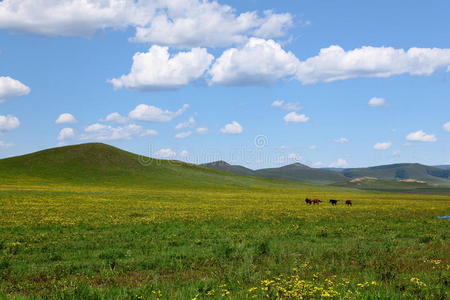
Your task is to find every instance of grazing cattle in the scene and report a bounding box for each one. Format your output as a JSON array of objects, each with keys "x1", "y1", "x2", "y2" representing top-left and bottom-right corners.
[
  {"x1": 312, "y1": 199, "x2": 322, "y2": 205},
  {"x1": 305, "y1": 198, "x2": 312, "y2": 205},
  {"x1": 345, "y1": 200, "x2": 352, "y2": 206},
  {"x1": 329, "y1": 199, "x2": 338, "y2": 206}
]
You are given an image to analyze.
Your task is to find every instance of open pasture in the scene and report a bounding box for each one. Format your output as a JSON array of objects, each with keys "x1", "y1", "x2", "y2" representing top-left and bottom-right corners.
[{"x1": 0, "y1": 183, "x2": 448, "y2": 299}]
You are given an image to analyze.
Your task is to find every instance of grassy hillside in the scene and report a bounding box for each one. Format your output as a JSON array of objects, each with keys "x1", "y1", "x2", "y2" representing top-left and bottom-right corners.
[
  {"x1": 255, "y1": 163, "x2": 348, "y2": 184},
  {"x1": 342, "y1": 163, "x2": 450, "y2": 185},
  {"x1": 331, "y1": 177, "x2": 450, "y2": 194},
  {"x1": 0, "y1": 143, "x2": 314, "y2": 190},
  {"x1": 202, "y1": 161, "x2": 348, "y2": 185},
  {"x1": 201, "y1": 160, "x2": 255, "y2": 176}
]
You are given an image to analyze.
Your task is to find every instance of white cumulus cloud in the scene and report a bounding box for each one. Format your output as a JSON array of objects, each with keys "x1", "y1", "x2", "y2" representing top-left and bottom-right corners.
[
  {"x1": 154, "y1": 148, "x2": 176, "y2": 158},
  {"x1": 368, "y1": 97, "x2": 386, "y2": 107},
  {"x1": 81, "y1": 123, "x2": 157, "y2": 141},
  {"x1": 443, "y1": 122, "x2": 450, "y2": 132},
  {"x1": 196, "y1": 127, "x2": 209, "y2": 134},
  {"x1": 209, "y1": 38, "x2": 300, "y2": 86},
  {"x1": 102, "y1": 112, "x2": 128, "y2": 124},
  {"x1": 0, "y1": 1, "x2": 293, "y2": 48},
  {"x1": 297, "y1": 45, "x2": 450, "y2": 84},
  {"x1": 271, "y1": 99, "x2": 302, "y2": 111},
  {"x1": 133, "y1": 1, "x2": 293, "y2": 47},
  {"x1": 110, "y1": 45, "x2": 213, "y2": 91},
  {"x1": 56, "y1": 113, "x2": 77, "y2": 124},
  {"x1": 129, "y1": 104, "x2": 189, "y2": 122},
  {"x1": 58, "y1": 127, "x2": 75, "y2": 140},
  {"x1": 0, "y1": 114, "x2": 20, "y2": 133},
  {"x1": 373, "y1": 142, "x2": 392, "y2": 150},
  {"x1": 284, "y1": 112, "x2": 309, "y2": 123},
  {"x1": 0, "y1": 76, "x2": 30, "y2": 100},
  {"x1": 220, "y1": 121, "x2": 243, "y2": 134},
  {"x1": 406, "y1": 130, "x2": 437, "y2": 142},
  {"x1": 175, "y1": 117, "x2": 196, "y2": 130},
  {"x1": 0, "y1": 0, "x2": 151, "y2": 37},
  {"x1": 329, "y1": 158, "x2": 348, "y2": 168},
  {"x1": 174, "y1": 131, "x2": 193, "y2": 139}
]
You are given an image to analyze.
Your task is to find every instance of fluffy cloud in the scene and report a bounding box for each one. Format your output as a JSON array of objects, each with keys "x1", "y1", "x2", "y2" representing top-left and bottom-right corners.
[
  {"x1": 0, "y1": 0, "x2": 151, "y2": 37},
  {"x1": 154, "y1": 148, "x2": 176, "y2": 158},
  {"x1": 0, "y1": 141, "x2": 14, "y2": 149},
  {"x1": 334, "y1": 137, "x2": 349, "y2": 143},
  {"x1": 132, "y1": 2, "x2": 293, "y2": 47},
  {"x1": 284, "y1": 112, "x2": 309, "y2": 123},
  {"x1": 174, "y1": 131, "x2": 193, "y2": 139},
  {"x1": 373, "y1": 142, "x2": 392, "y2": 150},
  {"x1": 329, "y1": 158, "x2": 348, "y2": 168},
  {"x1": 406, "y1": 130, "x2": 437, "y2": 142},
  {"x1": 175, "y1": 117, "x2": 196, "y2": 130},
  {"x1": 297, "y1": 45, "x2": 450, "y2": 84},
  {"x1": 196, "y1": 127, "x2": 209, "y2": 134},
  {"x1": 209, "y1": 38, "x2": 300, "y2": 86},
  {"x1": 129, "y1": 104, "x2": 189, "y2": 122},
  {"x1": 102, "y1": 112, "x2": 128, "y2": 124},
  {"x1": 110, "y1": 46, "x2": 213, "y2": 91},
  {"x1": 271, "y1": 100, "x2": 302, "y2": 111},
  {"x1": 0, "y1": 0, "x2": 293, "y2": 47},
  {"x1": 443, "y1": 122, "x2": 450, "y2": 132},
  {"x1": 0, "y1": 115, "x2": 20, "y2": 133},
  {"x1": 58, "y1": 128, "x2": 75, "y2": 140},
  {"x1": 220, "y1": 121, "x2": 243, "y2": 134},
  {"x1": 368, "y1": 97, "x2": 386, "y2": 107},
  {"x1": 56, "y1": 113, "x2": 77, "y2": 124},
  {"x1": 81, "y1": 123, "x2": 157, "y2": 141},
  {"x1": 0, "y1": 76, "x2": 30, "y2": 100}
]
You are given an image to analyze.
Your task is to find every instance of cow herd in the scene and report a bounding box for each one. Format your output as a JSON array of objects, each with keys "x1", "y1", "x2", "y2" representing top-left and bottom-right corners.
[{"x1": 305, "y1": 198, "x2": 352, "y2": 206}]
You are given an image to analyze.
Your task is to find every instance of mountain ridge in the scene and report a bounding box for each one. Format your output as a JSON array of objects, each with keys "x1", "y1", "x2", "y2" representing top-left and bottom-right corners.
[{"x1": 203, "y1": 160, "x2": 450, "y2": 186}]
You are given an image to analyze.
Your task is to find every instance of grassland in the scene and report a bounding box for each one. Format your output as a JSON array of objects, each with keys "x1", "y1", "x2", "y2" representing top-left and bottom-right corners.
[{"x1": 0, "y1": 144, "x2": 449, "y2": 299}]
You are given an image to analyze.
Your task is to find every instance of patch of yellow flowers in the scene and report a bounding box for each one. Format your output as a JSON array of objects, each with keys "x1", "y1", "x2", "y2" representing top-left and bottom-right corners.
[{"x1": 246, "y1": 273, "x2": 379, "y2": 299}]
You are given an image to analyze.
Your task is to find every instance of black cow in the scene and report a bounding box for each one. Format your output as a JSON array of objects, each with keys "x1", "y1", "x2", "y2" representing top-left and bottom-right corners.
[{"x1": 329, "y1": 199, "x2": 338, "y2": 206}]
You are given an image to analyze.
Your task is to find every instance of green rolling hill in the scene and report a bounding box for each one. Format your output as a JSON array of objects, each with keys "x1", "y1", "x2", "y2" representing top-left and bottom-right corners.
[
  {"x1": 2, "y1": 143, "x2": 450, "y2": 190},
  {"x1": 341, "y1": 163, "x2": 450, "y2": 185},
  {"x1": 202, "y1": 161, "x2": 450, "y2": 186},
  {"x1": 203, "y1": 161, "x2": 348, "y2": 184},
  {"x1": 0, "y1": 143, "x2": 309, "y2": 189},
  {"x1": 201, "y1": 160, "x2": 255, "y2": 176},
  {"x1": 254, "y1": 163, "x2": 348, "y2": 184}
]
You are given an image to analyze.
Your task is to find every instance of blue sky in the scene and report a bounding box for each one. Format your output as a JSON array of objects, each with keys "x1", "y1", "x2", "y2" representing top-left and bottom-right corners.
[{"x1": 0, "y1": 0, "x2": 449, "y2": 169}]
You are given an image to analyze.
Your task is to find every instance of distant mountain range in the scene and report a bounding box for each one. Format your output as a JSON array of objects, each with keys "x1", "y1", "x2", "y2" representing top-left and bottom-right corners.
[
  {"x1": 434, "y1": 165, "x2": 450, "y2": 170},
  {"x1": 202, "y1": 161, "x2": 450, "y2": 185}
]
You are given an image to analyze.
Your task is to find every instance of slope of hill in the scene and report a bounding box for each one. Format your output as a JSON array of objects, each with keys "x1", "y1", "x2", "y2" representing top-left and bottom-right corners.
[
  {"x1": 201, "y1": 160, "x2": 255, "y2": 176},
  {"x1": 203, "y1": 161, "x2": 348, "y2": 185},
  {"x1": 255, "y1": 163, "x2": 349, "y2": 184},
  {"x1": 341, "y1": 163, "x2": 450, "y2": 185},
  {"x1": 0, "y1": 143, "x2": 306, "y2": 189}
]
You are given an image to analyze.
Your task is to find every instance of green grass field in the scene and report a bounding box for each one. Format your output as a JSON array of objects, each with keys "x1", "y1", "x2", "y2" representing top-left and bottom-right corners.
[{"x1": 0, "y1": 144, "x2": 449, "y2": 299}]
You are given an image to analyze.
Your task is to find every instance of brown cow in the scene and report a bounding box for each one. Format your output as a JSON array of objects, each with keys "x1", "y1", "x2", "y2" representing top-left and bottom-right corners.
[
  {"x1": 312, "y1": 199, "x2": 322, "y2": 205},
  {"x1": 345, "y1": 200, "x2": 352, "y2": 206}
]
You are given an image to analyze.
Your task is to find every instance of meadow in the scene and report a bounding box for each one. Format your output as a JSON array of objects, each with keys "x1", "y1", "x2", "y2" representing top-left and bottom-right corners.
[{"x1": 0, "y1": 182, "x2": 448, "y2": 299}]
